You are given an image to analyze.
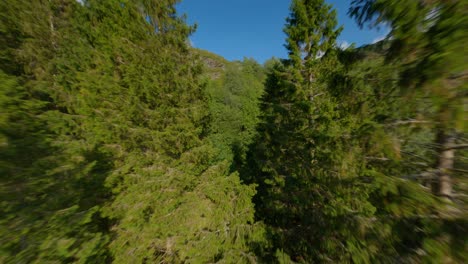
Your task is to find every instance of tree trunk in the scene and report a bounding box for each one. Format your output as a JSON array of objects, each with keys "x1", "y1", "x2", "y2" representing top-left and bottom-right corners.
[{"x1": 433, "y1": 130, "x2": 455, "y2": 200}]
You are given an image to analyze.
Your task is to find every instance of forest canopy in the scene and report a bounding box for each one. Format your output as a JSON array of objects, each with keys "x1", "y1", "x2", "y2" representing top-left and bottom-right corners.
[{"x1": 0, "y1": 0, "x2": 466, "y2": 263}]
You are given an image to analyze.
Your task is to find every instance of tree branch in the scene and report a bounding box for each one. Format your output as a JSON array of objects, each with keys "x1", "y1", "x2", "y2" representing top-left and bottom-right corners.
[
  {"x1": 365, "y1": 156, "x2": 390, "y2": 161},
  {"x1": 401, "y1": 150, "x2": 432, "y2": 163},
  {"x1": 449, "y1": 168, "x2": 468, "y2": 174},
  {"x1": 443, "y1": 144, "x2": 468, "y2": 151},
  {"x1": 385, "y1": 119, "x2": 433, "y2": 126}
]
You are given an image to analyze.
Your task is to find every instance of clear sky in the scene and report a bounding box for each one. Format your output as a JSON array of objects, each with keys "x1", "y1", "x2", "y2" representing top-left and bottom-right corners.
[{"x1": 177, "y1": 0, "x2": 389, "y2": 63}]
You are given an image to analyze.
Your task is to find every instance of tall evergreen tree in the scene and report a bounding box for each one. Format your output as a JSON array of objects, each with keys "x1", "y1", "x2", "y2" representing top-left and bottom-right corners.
[
  {"x1": 1, "y1": 0, "x2": 263, "y2": 262},
  {"x1": 244, "y1": 0, "x2": 392, "y2": 262},
  {"x1": 329, "y1": 44, "x2": 444, "y2": 262},
  {"x1": 350, "y1": 0, "x2": 467, "y2": 261},
  {"x1": 1, "y1": 1, "x2": 114, "y2": 262},
  {"x1": 350, "y1": 0, "x2": 467, "y2": 202}
]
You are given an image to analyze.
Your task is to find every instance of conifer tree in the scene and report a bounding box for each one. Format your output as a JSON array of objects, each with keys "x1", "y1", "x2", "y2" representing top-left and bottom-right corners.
[
  {"x1": 1, "y1": 0, "x2": 262, "y2": 262},
  {"x1": 1, "y1": 0, "x2": 113, "y2": 262},
  {"x1": 329, "y1": 45, "x2": 443, "y2": 262},
  {"x1": 245, "y1": 0, "x2": 389, "y2": 262},
  {"x1": 350, "y1": 0, "x2": 467, "y2": 261},
  {"x1": 350, "y1": 0, "x2": 467, "y2": 202}
]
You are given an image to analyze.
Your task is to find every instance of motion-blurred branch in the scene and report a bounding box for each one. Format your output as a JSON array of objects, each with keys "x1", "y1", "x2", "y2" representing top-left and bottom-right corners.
[
  {"x1": 385, "y1": 119, "x2": 433, "y2": 126},
  {"x1": 443, "y1": 144, "x2": 468, "y2": 151}
]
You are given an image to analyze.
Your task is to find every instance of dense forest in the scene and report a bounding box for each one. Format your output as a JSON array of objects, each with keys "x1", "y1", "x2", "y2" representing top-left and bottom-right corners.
[{"x1": 0, "y1": 0, "x2": 466, "y2": 263}]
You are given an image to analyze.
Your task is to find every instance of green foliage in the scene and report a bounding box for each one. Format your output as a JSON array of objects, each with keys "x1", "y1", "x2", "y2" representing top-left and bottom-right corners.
[
  {"x1": 205, "y1": 58, "x2": 265, "y2": 167},
  {"x1": 284, "y1": 0, "x2": 342, "y2": 72},
  {"x1": 1, "y1": 0, "x2": 465, "y2": 263},
  {"x1": 244, "y1": 0, "x2": 465, "y2": 262},
  {"x1": 350, "y1": 0, "x2": 467, "y2": 131},
  {"x1": 243, "y1": 1, "x2": 386, "y2": 262},
  {"x1": 350, "y1": 1, "x2": 467, "y2": 262},
  {"x1": 1, "y1": 0, "x2": 262, "y2": 263}
]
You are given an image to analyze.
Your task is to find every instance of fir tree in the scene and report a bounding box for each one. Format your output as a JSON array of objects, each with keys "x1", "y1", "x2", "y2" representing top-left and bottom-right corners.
[
  {"x1": 1, "y1": 0, "x2": 263, "y2": 262},
  {"x1": 245, "y1": 0, "x2": 387, "y2": 262},
  {"x1": 350, "y1": 0, "x2": 467, "y2": 261}
]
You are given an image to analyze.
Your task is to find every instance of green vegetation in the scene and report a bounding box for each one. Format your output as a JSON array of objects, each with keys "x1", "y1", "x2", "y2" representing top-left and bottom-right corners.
[
  {"x1": 205, "y1": 58, "x2": 265, "y2": 167},
  {"x1": 1, "y1": 0, "x2": 466, "y2": 263}
]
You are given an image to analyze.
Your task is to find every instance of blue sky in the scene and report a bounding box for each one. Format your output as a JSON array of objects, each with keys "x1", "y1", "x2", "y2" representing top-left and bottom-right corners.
[{"x1": 177, "y1": 0, "x2": 389, "y2": 63}]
